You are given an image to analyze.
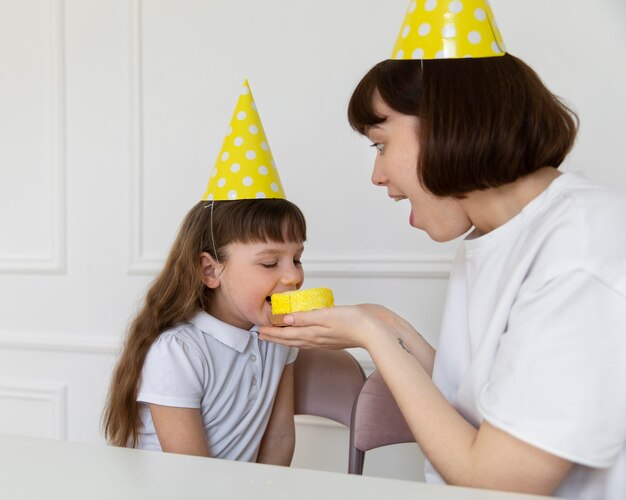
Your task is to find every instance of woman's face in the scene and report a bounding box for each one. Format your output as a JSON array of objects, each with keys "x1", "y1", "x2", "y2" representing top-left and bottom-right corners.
[{"x1": 366, "y1": 93, "x2": 472, "y2": 242}]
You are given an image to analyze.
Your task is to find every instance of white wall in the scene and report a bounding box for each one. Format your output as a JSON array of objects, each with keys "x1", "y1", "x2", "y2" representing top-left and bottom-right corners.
[{"x1": 1, "y1": 0, "x2": 625, "y2": 481}]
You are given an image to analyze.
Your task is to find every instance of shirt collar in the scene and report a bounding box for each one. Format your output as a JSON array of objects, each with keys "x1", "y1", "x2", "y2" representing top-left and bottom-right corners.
[{"x1": 189, "y1": 311, "x2": 258, "y2": 353}]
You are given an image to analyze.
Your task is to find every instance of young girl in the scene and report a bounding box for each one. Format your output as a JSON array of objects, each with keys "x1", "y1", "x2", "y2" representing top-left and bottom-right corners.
[
  {"x1": 260, "y1": 2, "x2": 626, "y2": 498},
  {"x1": 103, "y1": 80, "x2": 305, "y2": 465}
]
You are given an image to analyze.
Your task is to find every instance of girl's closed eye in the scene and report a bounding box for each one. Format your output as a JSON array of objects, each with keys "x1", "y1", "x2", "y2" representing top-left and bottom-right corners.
[
  {"x1": 261, "y1": 262, "x2": 278, "y2": 268},
  {"x1": 370, "y1": 143, "x2": 384, "y2": 156}
]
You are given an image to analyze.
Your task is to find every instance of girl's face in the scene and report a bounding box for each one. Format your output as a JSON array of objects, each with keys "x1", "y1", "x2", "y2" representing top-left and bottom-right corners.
[
  {"x1": 366, "y1": 94, "x2": 472, "y2": 242},
  {"x1": 204, "y1": 240, "x2": 304, "y2": 330}
]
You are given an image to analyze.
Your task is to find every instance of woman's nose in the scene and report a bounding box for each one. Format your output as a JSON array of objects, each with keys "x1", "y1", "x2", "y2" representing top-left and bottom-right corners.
[{"x1": 371, "y1": 159, "x2": 387, "y2": 186}]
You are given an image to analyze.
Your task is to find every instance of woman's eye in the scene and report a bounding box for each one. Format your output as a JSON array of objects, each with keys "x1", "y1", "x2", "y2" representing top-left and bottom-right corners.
[
  {"x1": 370, "y1": 143, "x2": 384, "y2": 156},
  {"x1": 261, "y1": 262, "x2": 277, "y2": 268}
]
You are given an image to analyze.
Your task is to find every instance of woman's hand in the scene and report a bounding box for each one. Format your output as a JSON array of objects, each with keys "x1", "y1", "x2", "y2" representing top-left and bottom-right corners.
[{"x1": 259, "y1": 304, "x2": 386, "y2": 350}]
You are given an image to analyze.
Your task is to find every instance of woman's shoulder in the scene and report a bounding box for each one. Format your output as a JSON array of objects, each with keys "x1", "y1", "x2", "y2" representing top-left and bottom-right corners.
[{"x1": 525, "y1": 173, "x2": 626, "y2": 294}]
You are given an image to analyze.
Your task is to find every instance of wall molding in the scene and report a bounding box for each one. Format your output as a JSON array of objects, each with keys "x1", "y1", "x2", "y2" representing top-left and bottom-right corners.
[
  {"x1": 124, "y1": 0, "x2": 453, "y2": 280},
  {"x1": 0, "y1": 0, "x2": 67, "y2": 274},
  {"x1": 128, "y1": 254, "x2": 453, "y2": 278},
  {"x1": 0, "y1": 332, "x2": 120, "y2": 355},
  {"x1": 127, "y1": 0, "x2": 147, "y2": 274},
  {"x1": 0, "y1": 379, "x2": 68, "y2": 439},
  {"x1": 303, "y1": 255, "x2": 452, "y2": 278},
  {"x1": 0, "y1": 331, "x2": 373, "y2": 370}
]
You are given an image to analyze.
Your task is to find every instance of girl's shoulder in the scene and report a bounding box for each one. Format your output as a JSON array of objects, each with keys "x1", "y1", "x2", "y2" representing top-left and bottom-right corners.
[{"x1": 151, "y1": 321, "x2": 206, "y2": 358}]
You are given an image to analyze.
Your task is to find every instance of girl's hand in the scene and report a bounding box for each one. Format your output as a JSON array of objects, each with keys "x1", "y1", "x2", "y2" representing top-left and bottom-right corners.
[{"x1": 259, "y1": 304, "x2": 386, "y2": 350}]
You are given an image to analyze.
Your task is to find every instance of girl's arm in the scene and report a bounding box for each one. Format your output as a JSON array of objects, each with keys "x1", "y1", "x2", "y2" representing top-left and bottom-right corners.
[
  {"x1": 260, "y1": 306, "x2": 573, "y2": 494},
  {"x1": 256, "y1": 363, "x2": 295, "y2": 466},
  {"x1": 149, "y1": 404, "x2": 210, "y2": 457}
]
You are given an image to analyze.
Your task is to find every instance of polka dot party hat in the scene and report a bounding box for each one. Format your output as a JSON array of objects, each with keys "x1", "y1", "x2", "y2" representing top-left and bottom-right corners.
[
  {"x1": 392, "y1": 0, "x2": 506, "y2": 60},
  {"x1": 203, "y1": 80, "x2": 286, "y2": 201}
]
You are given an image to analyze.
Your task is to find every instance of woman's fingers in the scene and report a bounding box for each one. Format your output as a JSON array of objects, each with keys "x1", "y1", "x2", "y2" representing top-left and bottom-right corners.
[
  {"x1": 259, "y1": 305, "x2": 378, "y2": 349},
  {"x1": 259, "y1": 325, "x2": 327, "y2": 348}
]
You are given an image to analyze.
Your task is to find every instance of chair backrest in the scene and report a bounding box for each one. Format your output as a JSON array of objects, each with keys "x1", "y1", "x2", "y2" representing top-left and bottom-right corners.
[
  {"x1": 293, "y1": 349, "x2": 366, "y2": 428},
  {"x1": 348, "y1": 369, "x2": 415, "y2": 474}
]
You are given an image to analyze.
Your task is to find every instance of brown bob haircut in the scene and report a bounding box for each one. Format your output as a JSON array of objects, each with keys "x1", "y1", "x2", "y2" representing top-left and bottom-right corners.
[{"x1": 348, "y1": 54, "x2": 578, "y2": 197}]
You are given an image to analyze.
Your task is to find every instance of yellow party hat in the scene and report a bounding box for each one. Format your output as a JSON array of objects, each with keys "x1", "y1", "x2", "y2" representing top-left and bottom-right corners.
[
  {"x1": 392, "y1": 0, "x2": 506, "y2": 60},
  {"x1": 203, "y1": 80, "x2": 286, "y2": 201}
]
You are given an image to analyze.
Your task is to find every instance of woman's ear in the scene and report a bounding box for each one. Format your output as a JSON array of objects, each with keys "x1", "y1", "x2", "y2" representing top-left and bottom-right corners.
[{"x1": 200, "y1": 252, "x2": 222, "y2": 289}]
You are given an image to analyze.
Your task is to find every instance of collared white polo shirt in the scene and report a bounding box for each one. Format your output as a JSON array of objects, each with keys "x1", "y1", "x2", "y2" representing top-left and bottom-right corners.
[{"x1": 137, "y1": 311, "x2": 298, "y2": 461}]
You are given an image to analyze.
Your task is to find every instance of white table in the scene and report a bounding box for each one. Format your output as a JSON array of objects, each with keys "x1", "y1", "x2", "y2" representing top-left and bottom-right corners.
[{"x1": 0, "y1": 433, "x2": 553, "y2": 500}]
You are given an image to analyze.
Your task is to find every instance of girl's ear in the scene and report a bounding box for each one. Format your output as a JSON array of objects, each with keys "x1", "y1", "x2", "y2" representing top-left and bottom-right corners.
[{"x1": 200, "y1": 252, "x2": 222, "y2": 289}]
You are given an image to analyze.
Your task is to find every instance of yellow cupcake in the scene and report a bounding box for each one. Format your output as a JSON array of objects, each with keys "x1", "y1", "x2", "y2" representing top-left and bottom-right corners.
[{"x1": 270, "y1": 288, "x2": 334, "y2": 326}]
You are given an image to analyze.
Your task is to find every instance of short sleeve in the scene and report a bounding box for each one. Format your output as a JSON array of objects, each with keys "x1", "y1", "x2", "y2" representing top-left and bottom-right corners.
[
  {"x1": 137, "y1": 332, "x2": 207, "y2": 408},
  {"x1": 479, "y1": 269, "x2": 626, "y2": 467},
  {"x1": 286, "y1": 346, "x2": 299, "y2": 364}
]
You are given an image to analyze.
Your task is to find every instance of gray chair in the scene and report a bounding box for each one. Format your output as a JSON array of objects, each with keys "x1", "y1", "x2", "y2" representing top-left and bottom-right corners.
[
  {"x1": 348, "y1": 369, "x2": 416, "y2": 475},
  {"x1": 293, "y1": 348, "x2": 366, "y2": 428}
]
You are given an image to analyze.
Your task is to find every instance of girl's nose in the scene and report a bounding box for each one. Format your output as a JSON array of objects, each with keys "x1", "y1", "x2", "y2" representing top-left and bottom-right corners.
[{"x1": 281, "y1": 264, "x2": 302, "y2": 287}]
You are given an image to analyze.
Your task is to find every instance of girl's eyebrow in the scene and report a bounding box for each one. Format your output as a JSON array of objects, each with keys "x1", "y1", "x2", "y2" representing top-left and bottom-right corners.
[{"x1": 255, "y1": 246, "x2": 304, "y2": 257}]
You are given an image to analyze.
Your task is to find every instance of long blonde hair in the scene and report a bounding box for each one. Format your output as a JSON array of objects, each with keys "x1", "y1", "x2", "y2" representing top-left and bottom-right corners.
[{"x1": 102, "y1": 199, "x2": 306, "y2": 447}]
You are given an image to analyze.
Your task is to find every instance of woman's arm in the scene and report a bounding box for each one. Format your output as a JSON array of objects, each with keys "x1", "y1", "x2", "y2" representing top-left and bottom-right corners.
[
  {"x1": 149, "y1": 404, "x2": 210, "y2": 457},
  {"x1": 260, "y1": 306, "x2": 573, "y2": 494},
  {"x1": 365, "y1": 328, "x2": 572, "y2": 493},
  {"x1": 262, "y1": 304, "x2": 435, "y2": 375},
  {"x1": 360, "y1": 304, "x2": 435, "y2": 376},
  {"x1": 256, "y1": 363, "x2": 295, "y2": 466}
]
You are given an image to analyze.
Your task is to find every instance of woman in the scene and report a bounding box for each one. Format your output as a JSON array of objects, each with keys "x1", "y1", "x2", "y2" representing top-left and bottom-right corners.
[{"x1": 260, "y1": 55, "x2": 626, "y2": 498}]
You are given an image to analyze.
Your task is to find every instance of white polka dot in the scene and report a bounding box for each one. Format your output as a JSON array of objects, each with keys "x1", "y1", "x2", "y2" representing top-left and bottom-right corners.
[
  {"x1": 255, "y1": 192, "x2": 267, "y2": 199},
  {"x1": 408, "y1": 1, "x2": 417, "y2": 13},
  {"x1": 418, "y1": 23, "x2": 431, "y2": 36},
  {"x1": 435, "y1": 50, "x2": 445, "y2": 59},
  {"x1": 237, "y1": 111, "x2": 246, "y2": 120},
  {"x1": 230, "y1": 163, "x2": 240, "y2": 173},
  {"x1": 207, "y1": 193, "x2": 214, "y2": 201},
  {"x1": 261, "y1": 142, "x2": 269, "y2": 151},
  {"x1": 442, "y1": 25, "x2": 456, "y2": 38},
  {"x1": 468, "y1": 31, "x2": 481, "y2": 44},
  {"x1": 402, "y1": 25, "x2": 410, "y2": 38},
  {"x1": 463, "y1": 54, "x2": 473, "y2": 58},
  {"x1": 271, "y1": 159, "x2": 275, "y2": 167},
  {"x1": 243, "y1": 176, "x2": 253, "y2": 186},
  {"x1": 270, "y1": 183, "x2": 279, "y2": 192},
  {"x1": 245, "y1": 150, "x2": 256, "y2": 160},
  {"x1": 424, "y1": 0, "x2": 437, "y2": 12},
  {"x1": 228, "y1": 190, "x2": 237, "y2": 200},
  {"x1": 211, "y1": 168, "x2": 218, "y2": 178},
  {"x1": 412, "y1": 48, "x2": 424, "y2": 59},
  {"x1": 449, "y1": 1, "x2": 463, "y2": 14},
  {"x1": 258, "y1": 165, "x2": 268, "y2": 175},
  {"x1": 395, "y1": 49, "x2": 405, "y2": 59},
  {"x1": 249, "y1": 125, "x2": 259, "y2": 134},
  {"x1": 227, "y1": 126, "x2": 232, "y2": 136},
  {"x1": 491, "y1": 41, "x2": 502, "y2": 53},
  {"x1": 474, "y1": 8, "x2": 486, "y2": 21},
  {"x1": 241, "y1": 86, "x2": 249, "y2": 95},
  {"x1": 221, "y1": 151, "x2": 229, "y2": 161},
  {"x1": 217, "y1": 178, "x2": 226, "y2": 188},
  {"x1": 251, "y1": 102, "x2": 257, "y2": 111},
  {"x1": 234, "y1": 137, "x2": 244, "y2": 146}
]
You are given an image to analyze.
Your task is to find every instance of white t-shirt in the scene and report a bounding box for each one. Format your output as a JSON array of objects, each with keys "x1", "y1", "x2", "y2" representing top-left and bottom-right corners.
[
  {"x1": 424, "y1": 172, "x2": 626, "y2": 499},
  {"x1": 136, "y1": 311, "x2": 298, "y2": 461}
]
